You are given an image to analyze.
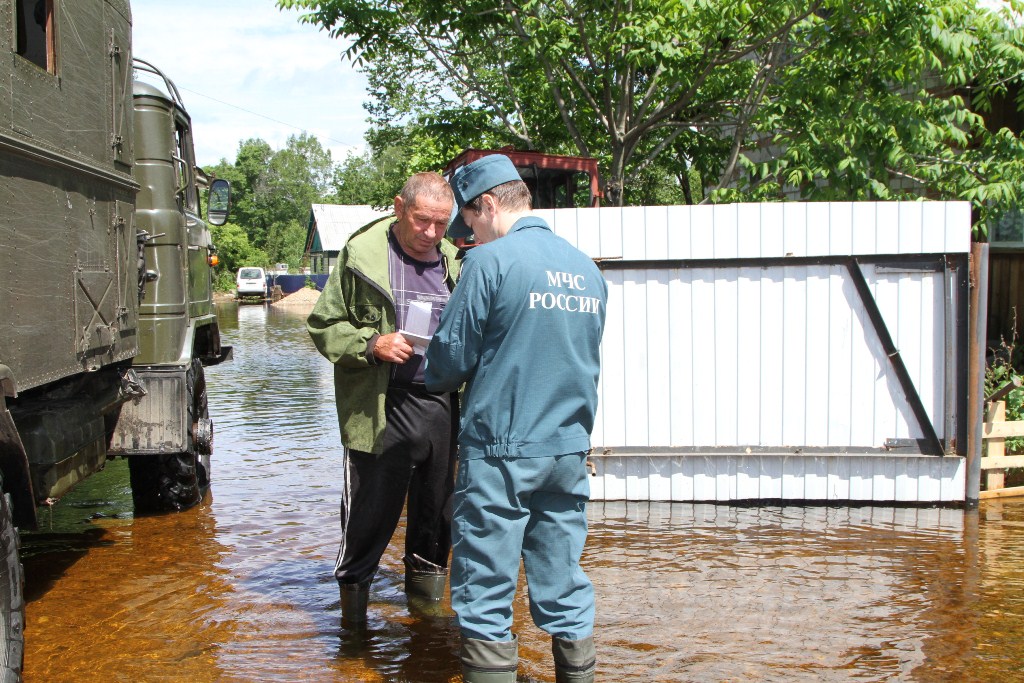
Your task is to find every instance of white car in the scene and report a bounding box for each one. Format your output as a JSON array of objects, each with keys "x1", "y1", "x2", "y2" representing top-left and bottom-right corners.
[{"x1": 235, "y1": 267, "x2": 268, "y2": 299}]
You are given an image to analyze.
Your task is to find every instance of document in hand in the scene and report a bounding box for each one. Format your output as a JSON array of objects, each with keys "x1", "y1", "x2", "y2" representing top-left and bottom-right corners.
[{"x1": 400, "y1": 300, "x2": 433, "y2": 352}]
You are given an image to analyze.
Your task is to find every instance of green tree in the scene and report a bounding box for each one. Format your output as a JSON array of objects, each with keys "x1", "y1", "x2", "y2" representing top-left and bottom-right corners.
[
  {"x1": 279, "y1": 0, "x2": 1024, "y2": 226},
  {"x1": 331, "y1": 145, "x2": 415, "y2": 207},
  {"x1": 209, "y1": 221, "x2": 270, "y2": 291},
  {"x1": 207, "y1": 134, "x2": 337, "y2": 270}
]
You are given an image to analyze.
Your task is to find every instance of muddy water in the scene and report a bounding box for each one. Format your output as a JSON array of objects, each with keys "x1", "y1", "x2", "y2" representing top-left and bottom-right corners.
[{"x1": 19, "y1": 302, "x2": 1024, "y2": 682}]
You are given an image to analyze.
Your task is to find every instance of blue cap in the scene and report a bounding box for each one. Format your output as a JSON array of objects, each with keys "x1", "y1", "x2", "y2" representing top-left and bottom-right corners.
[{"x1": 447, "y1": 154, "x2": 522, "y2": 239}]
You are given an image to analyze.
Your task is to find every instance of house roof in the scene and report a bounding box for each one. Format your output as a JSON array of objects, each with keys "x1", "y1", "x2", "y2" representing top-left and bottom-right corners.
[{"x1": 305, "y1": 204, "x2": 392, "y2": 254}]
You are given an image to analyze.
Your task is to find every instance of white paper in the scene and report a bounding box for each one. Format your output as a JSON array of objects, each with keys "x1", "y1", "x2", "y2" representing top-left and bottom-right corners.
[{"x1": 401, "y1": 300, "x2": 433, "y2": 352}]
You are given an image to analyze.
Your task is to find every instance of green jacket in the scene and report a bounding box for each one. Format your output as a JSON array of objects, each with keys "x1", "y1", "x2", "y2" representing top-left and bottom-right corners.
[{"x1": 307, "y1": 216, "x2": 461, "y2": 454}]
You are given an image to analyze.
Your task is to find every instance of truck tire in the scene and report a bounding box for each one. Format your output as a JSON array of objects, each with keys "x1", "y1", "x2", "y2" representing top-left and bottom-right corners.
[
  {"x1": 128, "y1": 359, "x2": 210, "y2": 513},
  {"x1": 0, "y1": 478, "x2": 24, "y2": 683}
]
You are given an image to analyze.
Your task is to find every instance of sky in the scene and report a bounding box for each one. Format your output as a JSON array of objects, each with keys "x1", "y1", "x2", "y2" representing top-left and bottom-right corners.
[{"x1": 131, "y1": 0, "x2": 369, "y2": 167}]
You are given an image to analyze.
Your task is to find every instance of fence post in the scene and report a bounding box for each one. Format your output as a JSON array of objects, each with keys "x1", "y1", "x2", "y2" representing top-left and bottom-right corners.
[
  {"x1": 985, "y1": 401, "x2": 1007, "y2": 492},
  {"x1": 967, "y1": 242, "x2": 989, "y2": 507}
]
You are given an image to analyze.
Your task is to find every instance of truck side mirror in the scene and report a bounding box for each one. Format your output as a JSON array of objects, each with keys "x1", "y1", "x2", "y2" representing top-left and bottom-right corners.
[{"x1": 207, "y1": 178, "x2": 231, "y2": 226}]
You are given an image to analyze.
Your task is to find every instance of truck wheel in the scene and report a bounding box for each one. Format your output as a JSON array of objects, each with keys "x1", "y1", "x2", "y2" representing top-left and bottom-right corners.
[
  {"x1": 128, "y1": 359, "x2": 210, "y2": 513},
  {"x1": 0, "y1": 478, "x2": 24, "y2": 682},
  {"x1": 192, "y1": 360, "x2": 212, "y2": 494}
]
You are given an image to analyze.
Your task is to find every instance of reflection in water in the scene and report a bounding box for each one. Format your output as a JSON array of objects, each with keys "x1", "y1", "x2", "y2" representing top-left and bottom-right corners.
[{"x1": 19, "y1": 302, "x2": 1024, "y2": 681}]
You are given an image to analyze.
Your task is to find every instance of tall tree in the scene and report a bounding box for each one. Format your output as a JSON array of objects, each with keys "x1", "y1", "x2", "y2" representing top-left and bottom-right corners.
[
  {"x1": 208, "y1": 134, "x2": 337, "y2": 268},
  {"x1": 279, "y1": 0, "x2": 1024, "y2": 226}
]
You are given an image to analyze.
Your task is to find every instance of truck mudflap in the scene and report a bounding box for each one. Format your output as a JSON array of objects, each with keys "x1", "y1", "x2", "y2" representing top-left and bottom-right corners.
[
  {"x1": 203, "y1": 345, "x2": 233, "y2": 366},
  {"x1": 107, "y1": 366, "x2": 190, "y2": 456}
]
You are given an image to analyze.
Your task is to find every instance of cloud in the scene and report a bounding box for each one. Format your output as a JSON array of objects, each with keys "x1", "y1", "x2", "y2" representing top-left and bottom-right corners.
[{"x1": 131, "y1": 0, "x2": 369, "y2": 166}]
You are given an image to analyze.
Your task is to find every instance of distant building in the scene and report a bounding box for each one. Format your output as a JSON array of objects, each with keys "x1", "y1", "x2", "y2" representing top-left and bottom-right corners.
[{"x1": 304, "y1": 204, "x2": 391, "y2": 274}]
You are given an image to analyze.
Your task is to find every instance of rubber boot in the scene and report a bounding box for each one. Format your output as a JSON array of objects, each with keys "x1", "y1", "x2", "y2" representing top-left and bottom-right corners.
[
  {"x1": 339, "y1": 578, "x2": 371, "y2": 628},
  {"x1": 460, "y1": 634, "x2": 518, "y2": 683},
  {"x1": 552, "y1": 635, "x2": 596, "y2": 683}
]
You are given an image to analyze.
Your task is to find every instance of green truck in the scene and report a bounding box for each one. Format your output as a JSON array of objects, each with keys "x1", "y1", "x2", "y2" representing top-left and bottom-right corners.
[{"x1": 0, "y1": 1, "x2": 231, "y2": 678}]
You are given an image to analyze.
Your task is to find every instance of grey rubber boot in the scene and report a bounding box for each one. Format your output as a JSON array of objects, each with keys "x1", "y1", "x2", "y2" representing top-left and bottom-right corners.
[
  {"x1": 552, "y1": 635, "x2": 596, "y2": 683},
  {"x1": 339, "y1": 579, "x2": 371, "y2": 628},
  {"x1": 460, "y1": 634, "x2": 518, "y2": 683},
  {"x1": 404, "y1": 554, "x2": 447, "y2": 600}
]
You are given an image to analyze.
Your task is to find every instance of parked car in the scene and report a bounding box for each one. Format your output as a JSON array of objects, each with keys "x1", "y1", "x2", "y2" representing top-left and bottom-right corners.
[{"x1": 236, "y1": 267, "x2": 268, "y2": 299}]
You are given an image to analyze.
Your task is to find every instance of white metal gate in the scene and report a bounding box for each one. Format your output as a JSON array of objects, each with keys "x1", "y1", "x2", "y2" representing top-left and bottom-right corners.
[{"x1": 535, "y1": 201, "x2": 972, "y2": 504}]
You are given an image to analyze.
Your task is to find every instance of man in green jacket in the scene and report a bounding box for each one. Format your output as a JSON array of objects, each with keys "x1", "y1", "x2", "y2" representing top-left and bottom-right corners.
[{"x1": 307, "y1": 172, "x2": 461, "y2": 626}]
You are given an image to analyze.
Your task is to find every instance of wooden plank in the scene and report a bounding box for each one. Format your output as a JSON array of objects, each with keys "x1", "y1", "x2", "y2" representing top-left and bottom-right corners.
[
  {"x1": 986, "y1": 401, "x2": 1007, "y2": 492},
  {"x1": 983, "y1": 420, "x2": 1024, "y2": 438},
  {"x1": 980, "y1": 455, "x2": 1024, "y2": 469},
  {"x1": 980, "y1": 485, "x2": 1024, "y2": 500}
]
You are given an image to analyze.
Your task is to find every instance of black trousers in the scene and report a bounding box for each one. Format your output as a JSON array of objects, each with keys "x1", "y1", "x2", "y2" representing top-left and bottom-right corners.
[{"x1": 334, "y1": 386, "x2": 458, "y2": 585}]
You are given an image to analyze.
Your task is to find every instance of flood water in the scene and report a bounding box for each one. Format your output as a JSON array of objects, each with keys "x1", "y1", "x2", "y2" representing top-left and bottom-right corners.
[{"x1": 20, "y1": 302, "x2": 1024, "y2": 682}]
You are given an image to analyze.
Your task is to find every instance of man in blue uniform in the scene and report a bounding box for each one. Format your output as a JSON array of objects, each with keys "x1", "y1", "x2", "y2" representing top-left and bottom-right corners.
[{"x1": 425, "y1": 155, "x2": 607, "y2": 683}]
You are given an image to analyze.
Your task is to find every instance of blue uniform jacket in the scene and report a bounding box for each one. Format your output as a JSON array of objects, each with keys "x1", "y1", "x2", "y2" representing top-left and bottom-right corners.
[{"x1": 424, "y1": 216, "x2": 607, "y2": 460}]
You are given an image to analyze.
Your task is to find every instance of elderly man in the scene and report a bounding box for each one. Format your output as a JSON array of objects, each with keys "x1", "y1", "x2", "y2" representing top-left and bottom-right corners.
[
  {"x1": 425, "y1": 155, "x2": 607, "y2": 683},
  {"x1": 307, "y1": 172, "x2": 461, "y2": 626}
]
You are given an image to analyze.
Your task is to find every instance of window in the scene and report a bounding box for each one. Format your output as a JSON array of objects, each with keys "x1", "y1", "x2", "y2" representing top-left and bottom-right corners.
[
  {"x1": 990, "y1": 208, "x2": 1024, "y2": 247},
  {"x1": 16, "y1": 0, "x2": 55, "y2": 73},
  {"x1": 174, "y1": 120, "x2": 199, "y2": 213}
]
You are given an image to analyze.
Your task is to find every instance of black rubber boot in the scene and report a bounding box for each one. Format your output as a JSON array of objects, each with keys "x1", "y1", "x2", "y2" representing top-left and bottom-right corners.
[
  {"x1": 552, "y1": 635, "x2": 596, "y2": 683},
  {"x1": 460, "y1": 634, "x2": 518, "y2": 683},
  {"x1": 339, "y1": 579, "x2": 371, "y2": 628}
]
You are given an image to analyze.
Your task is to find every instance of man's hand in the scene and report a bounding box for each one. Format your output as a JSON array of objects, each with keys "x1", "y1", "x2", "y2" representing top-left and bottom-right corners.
[{"x1": 373, "y1": 332, "x2": 414, "y2": 364}]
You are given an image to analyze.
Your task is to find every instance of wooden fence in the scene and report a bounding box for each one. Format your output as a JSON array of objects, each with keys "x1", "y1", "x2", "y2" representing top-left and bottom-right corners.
[{"x1": 981, "y1": 399, "x2": 1024, "y2": 499}]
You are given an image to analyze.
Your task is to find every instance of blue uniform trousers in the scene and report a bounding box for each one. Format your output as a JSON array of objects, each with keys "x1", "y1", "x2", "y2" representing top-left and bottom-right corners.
[{"x1": 450, "y1": 452, "x2": 594, "y2": 642}]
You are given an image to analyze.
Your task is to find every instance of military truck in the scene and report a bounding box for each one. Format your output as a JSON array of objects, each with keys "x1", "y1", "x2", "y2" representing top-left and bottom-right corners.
[{"x1": 0, "y1": 1, "x2": 231, "y2": 678}]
